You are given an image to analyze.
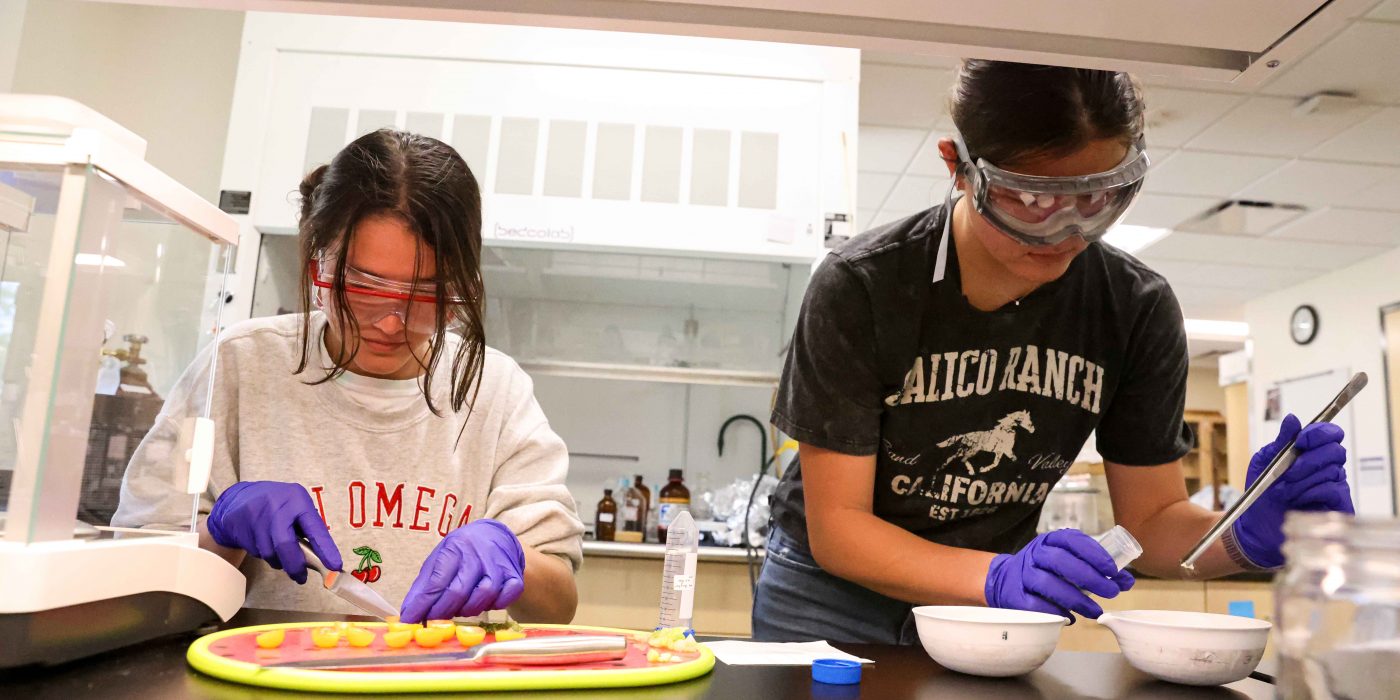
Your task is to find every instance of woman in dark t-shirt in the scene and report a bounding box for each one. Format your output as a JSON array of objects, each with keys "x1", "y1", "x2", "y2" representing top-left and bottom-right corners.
[{"x1": 753, "y1": 60, "x2": 1354, "y2": 644}]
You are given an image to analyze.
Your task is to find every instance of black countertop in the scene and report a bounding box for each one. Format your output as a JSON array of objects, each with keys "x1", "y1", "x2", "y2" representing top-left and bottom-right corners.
[{"x1": 1, "y1": 608, "x2": 1273, "y2": 699}]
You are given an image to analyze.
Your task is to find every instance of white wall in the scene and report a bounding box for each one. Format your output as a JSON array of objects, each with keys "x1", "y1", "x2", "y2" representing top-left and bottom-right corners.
[
  {"x1": 10, "y1": 0, "x2": 244, "y2": 201},
  {"x1": 1185, "y1": 365, "x2": 1226, "y2": 413},
  {"x1": 532, "y1": 375, "x2": 775, "y2": 529},
  {"x1": 1245, "y1": 245, "x2": 1400, "y2": 516},
  {"x1": 0, "y1": 1, "x2": 26, "y2": 93}
]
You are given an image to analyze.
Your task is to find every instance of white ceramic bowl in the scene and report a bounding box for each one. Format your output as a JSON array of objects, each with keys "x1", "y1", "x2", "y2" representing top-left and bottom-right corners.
[
  {"x1": 912, "y1": 606, "x2": 1068, "y2": 677},
  {"x1": 1097, "y1": 610, "x2": 1270, "y2": 686}
]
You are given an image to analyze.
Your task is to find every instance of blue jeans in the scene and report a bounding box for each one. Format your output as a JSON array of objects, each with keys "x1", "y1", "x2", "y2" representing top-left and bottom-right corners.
[{"x1": 751, "y1": 525, "x2": 920, "y2": 645}]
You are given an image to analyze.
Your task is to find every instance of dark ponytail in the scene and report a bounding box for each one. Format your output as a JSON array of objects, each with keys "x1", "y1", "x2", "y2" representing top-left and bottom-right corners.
[{"x1": 949, "y1": 59, "x2": 1144, "y2": 167}]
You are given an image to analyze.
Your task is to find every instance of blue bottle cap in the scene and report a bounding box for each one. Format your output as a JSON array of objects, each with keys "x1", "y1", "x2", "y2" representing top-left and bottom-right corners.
[{"x1": 812, "y1": 658, "x2": 862, "y2": 685}]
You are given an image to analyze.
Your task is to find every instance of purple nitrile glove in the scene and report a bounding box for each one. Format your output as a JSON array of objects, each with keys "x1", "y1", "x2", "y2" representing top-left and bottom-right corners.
[
  {"x1": 984, "y1": 529, "x2": 1135, "y2": 621},
  {"x1": 400, "y1": 519, "x2": 526, "y2": 624},
  {"x1": 206, "y1": 480, "x2": 342, "y2": 585},
  {"x1": 1229, "y1": 414, "x2": 1352, "y2": 570}
]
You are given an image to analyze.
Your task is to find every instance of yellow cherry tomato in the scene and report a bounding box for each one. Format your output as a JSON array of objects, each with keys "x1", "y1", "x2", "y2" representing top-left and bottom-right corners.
[
  {"x1": 384, "y1": 629, "x2": 413, "y2": 649},
  {"x1": 388, "y1": 621, "x2": 421, "y2": 635},
  {"x1": 311, "y1": 627, "x2": 340, "y2": 649},
  {"x1": 255, "y1": 630, "x2": 285, "y2": 649},
  {"x1": 427, "y1": 619, "x2": 455, "y2": 630},
  {"x1": 646, "y1": 649, "x2": 660, "y2": 663},
  {"x1": 345, "y1": 626, "x2": 376, "y2": 648},
  {"x1": 494, "y1": 628, "x2": 526, "y2": 642},
  {"x1": 414, "y1": 626, "x2": 445, "y2": 648},
  {"x1": 456, "y1": 626, "x2": 486, "y2": 648}
]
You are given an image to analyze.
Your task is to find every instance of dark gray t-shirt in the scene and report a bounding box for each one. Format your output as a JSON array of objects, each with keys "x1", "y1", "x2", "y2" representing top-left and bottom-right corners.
[{"x1": 770, "y1": 203, "x2": 1193, "y2": 554}]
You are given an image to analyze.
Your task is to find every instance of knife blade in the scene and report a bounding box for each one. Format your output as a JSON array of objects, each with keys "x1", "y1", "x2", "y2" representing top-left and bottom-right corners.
[
  {"x1": 267, "y1": 634, "x2": 630, "y2": 670},
  {"x1": 298, "y1": 541, "x2": 399, "y2": 620}
]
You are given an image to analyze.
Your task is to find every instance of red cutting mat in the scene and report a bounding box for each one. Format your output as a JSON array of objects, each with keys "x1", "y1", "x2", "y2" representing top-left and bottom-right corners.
[
  {"x1": 206, "y1": 625, "x2": 693, "y2": 672},
  {"x1": 187, "y1": 623, "x2": 714, "y2": 693}
]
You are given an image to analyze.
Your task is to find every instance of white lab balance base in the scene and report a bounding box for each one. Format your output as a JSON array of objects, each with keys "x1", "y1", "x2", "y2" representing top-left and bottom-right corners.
[{"x1": 0, "y1": 529, "x2": 245, "y2": 668}]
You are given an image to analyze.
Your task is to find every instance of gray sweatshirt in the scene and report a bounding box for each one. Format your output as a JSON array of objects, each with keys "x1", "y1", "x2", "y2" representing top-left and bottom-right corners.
[{"x1": 113, "y1": 312, "x2": 583, "y2": 614}]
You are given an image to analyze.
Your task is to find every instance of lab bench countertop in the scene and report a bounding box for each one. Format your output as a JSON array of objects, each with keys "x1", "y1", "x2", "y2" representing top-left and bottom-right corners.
[
  {"x1": 1, "y1": 608, "x2": 1275, "y2": 699},
  {"x1": 583, "y1": 539, "x2": 765, "y2": 561},
  {"x1": 582, "y1": 539, "x2": 1277, "y2": 584}
]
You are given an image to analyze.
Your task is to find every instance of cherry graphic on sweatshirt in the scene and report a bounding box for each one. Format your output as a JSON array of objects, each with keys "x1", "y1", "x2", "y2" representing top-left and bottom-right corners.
[{"x1": 350, "y1": 546, "x2": 383, "y2": 584}]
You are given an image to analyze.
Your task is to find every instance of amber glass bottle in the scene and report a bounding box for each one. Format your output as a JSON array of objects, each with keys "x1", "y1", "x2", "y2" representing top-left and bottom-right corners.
[
  {"x1": 633, "y1": 474, "x2": 651, "y2": 536},
  {"x1": 595, "y1": 489, "x2": 617, "y2": 541},
  {"x1": 656, "y1": 469, "x2": 691, "y2": 542}
]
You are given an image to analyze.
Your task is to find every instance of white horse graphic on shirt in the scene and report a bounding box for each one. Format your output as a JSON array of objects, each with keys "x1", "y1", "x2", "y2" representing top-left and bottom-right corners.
[{"x1": 937, "y1": 410, "x2": 1036, "y2": 475}]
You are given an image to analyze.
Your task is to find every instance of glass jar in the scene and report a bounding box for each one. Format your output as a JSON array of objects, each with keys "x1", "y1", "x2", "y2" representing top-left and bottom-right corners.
[{"x1": 1276, "y1": 512, "x2": 1400, "y2": 700}]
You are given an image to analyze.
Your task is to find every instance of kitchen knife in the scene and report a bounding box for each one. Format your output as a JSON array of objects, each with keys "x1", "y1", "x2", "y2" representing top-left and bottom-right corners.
[
  {"x1": 268, "y1": 634, "x2": 630, "y2": 670},
  {"x1": 299, "y1": 541, "x2": 399, "y2": 620}
]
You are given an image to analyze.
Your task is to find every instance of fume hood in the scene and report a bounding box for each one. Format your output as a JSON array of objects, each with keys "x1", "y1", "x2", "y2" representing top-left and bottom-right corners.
[{"x1": 225, "y1": 14, "x2": 858, "y2": 385}]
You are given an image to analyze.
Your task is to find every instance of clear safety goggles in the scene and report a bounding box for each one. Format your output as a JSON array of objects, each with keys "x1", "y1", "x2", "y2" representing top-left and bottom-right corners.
[
  {"x1": 953, "y1": 134, "x2": 1149, "y2": 247},
  {"x1": 311, "y1": 257, "x2": 466, "y2": 334}
]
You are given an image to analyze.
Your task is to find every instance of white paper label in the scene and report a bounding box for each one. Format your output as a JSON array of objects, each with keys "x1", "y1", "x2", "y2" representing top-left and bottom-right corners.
[
  {"x1": 597, "y1": 513, "x2": 615, "y2": 523},
  {"x1": 672, "y1": 574, "x2": 695, "y2": 592}
]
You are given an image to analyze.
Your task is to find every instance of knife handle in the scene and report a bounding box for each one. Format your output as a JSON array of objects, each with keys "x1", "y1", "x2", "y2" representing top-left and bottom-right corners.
[
  {"x1": 475, "y1": 635, "x2": 630, "y2": 666},
  {"x1": 299, "y1": 541, "x2": 335, "y2": 577}
]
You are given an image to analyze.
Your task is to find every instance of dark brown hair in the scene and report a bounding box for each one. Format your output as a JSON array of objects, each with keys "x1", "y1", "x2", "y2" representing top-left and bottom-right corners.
[
  {"x1": 295, "y1": 129, "x2": 485, "y2": 417},
  {"x1": 949, "y1": 59, "x2": 1144, "y2": 166}
]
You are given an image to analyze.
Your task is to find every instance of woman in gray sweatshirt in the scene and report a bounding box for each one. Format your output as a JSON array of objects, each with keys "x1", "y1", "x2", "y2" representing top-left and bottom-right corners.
[{"x1": 114, "y1": 129, "x2": 583, "y2": 624}]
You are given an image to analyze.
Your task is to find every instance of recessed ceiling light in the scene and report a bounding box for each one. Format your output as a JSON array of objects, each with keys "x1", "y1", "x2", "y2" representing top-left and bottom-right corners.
[
  {"x1": 1185, "y1": 318, "x2": 1249, "y2": 340},
  {"x1": 1179, "y1": 200, "x2": 1307, "y2": 237},
  {"x1": 74, "y1": 254, "x2": 126, "y2": 268},
  {"x1": 1103, "y1": 224, "x2": 1170, "y2": 254}
]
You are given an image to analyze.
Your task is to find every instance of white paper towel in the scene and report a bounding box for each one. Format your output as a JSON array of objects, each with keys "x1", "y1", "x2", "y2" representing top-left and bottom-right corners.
[{"x1": 702, "y1": 640, "x2": 874, "y2": 666}]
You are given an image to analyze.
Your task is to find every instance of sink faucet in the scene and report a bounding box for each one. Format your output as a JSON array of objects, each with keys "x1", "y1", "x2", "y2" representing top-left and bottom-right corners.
[{"x1": 718, "y1": 414, "x2": 769, "y2": 473}]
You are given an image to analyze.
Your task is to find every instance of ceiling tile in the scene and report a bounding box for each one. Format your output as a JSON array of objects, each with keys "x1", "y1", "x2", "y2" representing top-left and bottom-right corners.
[
  {"x1": 1370, "y1": 1, "x2": 1400, "y2": 20},
  {"x1": 1139, "y1": 231, "x2": 1382, "y2": 270},
  {"x1": 1139, "y1": 257, "x2": 1310, "y2": 291},
  {"x1": 1122, "y1": 193, "x2": 1220, "y2": 229},
  {"x1": 1139, "y1": 70, "x2": 1253, "y2": 93},
  {"x1": 859, "y1": 63, "x2": 954, "y2": 129},
  {"x1": 906, "y1": 135, "x2": 952, "y2": 176},
  {"x1": 857, "y1": 172, "x2": 898, "y2": 209},
  {"x1": 883, "y1": 175, "x2": 948, "y2": 212},
  {"x1": 1334, "y1": 168, "x2": 1400, "y2": 211},
  {"x1": 1145, "y1": 151, "x2": 1287, "y2": 197},
  {"x1": 1239, "y1": 160, "x2": 1396, "y2": 208},
  {"x1": 1184, "y1": 96, "x2": 1377, "y2": 157},
  {"x1": 1177, "y1": 300, "x2": 1248, "y2": 323},
  {"x1": 857, "y1": 126, "x2": 926, "y2": 174},
  {"x1": 1261, "y1": 22, "x2": 1400, "y2": 104},
  {"x1": 857, "y1": 208, "x2": 879, "y2": 233},
  {"x1": 870, "y1": 208, "x2": 918, "y2": 229},
  {"x1": 1142, "y1": 88, "x2": 1244, "y2": 149},
  {"x1": 1306, "y1": 107, "x2": 1400, "y2": 165},
  {"x1": 1170, "y1": 284, "x2": 1262, "y2": 314},
  {"x1": 1267, "y1": 207, "x2": 1400, "y2": 247},
  {"x1": 1145, "y1": 145, "x2": 1177, "y2": 169}
]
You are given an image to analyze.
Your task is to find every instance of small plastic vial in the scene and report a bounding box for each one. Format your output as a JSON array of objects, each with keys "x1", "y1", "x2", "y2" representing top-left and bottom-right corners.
[{"x1": 1095, "y1": 525, "x2": 1144, "y2": 571}]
